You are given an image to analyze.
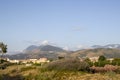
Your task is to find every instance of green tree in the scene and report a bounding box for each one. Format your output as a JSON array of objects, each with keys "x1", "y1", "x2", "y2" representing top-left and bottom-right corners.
[
  {"x1": 98, "y1": 55, "x2": 106, "y2": 61},
  {"x1": 94, "y1": 55, "x2": 110, "y2": 67},
  {"x1": 0, "y1": 42, "x2": 7, "y2": 60},
  {"x1": 84, "y1": 57, "x2": 93, "y2": 67},
  {"x1": 94, "y1": 60, "x2": 110, "y2": 67}
]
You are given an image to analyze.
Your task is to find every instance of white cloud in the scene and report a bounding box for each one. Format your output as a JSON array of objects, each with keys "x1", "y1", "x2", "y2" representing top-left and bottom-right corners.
[
  {"x1": 63, "y1": 46, "x2": 69, "y2": 51},
  {"x1": 41, "y1": 40, "x2": 49, "y2": 45},
  {"x1": 24, "y1": 40, "x2": 57, "y2": 46},
  {"x1": 8, "y1": 50, "x2": 23, "y2": 55},
  {"x1": 76, "y1": 45, "x2": 91, "y2": 50},
  {"x1": 77, "y1": 45, "x2": 84, "y2": 49}
]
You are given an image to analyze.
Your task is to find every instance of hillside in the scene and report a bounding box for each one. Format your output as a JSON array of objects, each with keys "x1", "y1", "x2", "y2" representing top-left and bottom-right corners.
[
  {"x1": 8, "y1": 45, "x2": 69, "y2": 60},
  {"x1": 71, "y1": 48, "x2": 120, "y2": 58},
  {"x1": 7, "y1": 44, "x2": 120, "y2": 60}
]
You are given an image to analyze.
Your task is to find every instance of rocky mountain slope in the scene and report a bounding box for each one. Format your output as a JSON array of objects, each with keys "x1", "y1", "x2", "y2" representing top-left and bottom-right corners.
[
  {"x1": 71, "y1": 48, "x2": 120, "y2": 58},
  {"x1": 8, "y1": 45, "x2": 69, "y2": 60}
]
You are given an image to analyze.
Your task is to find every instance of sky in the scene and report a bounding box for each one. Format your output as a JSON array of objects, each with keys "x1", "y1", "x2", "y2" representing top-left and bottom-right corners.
[{"x1": 0, "y1": 0, "x2": 120, "y2": 53}]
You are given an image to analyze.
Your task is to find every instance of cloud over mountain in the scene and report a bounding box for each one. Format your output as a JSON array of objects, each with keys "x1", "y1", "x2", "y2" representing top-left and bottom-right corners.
[{"x1": 41, "y1": 40, "x2": 49, "y2": 45}]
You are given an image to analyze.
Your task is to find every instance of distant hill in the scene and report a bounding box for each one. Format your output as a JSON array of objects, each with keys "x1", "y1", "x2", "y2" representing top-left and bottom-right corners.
[
  {"x1": 92, "y1": 44, "x2": 120, "y2": 49},
  {"x1": 8, "y1": 45, "x2": 68, "y2": 60},
  {"x1": 71, "y1": 48, "x2": 120, "y2": 58}
]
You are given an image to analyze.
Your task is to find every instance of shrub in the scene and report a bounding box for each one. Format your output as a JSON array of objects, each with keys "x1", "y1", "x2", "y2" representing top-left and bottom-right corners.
[
  {"x1": 0, "y1": 59, "x2": 7, "y2": 63},
  {"x1": 94, "y1": 60, "x2": 110, "y2": 67},
  {"x1": 84, "y1": 58, "x2": 94, "y2": 67},
  {"x1": 44, "y1": 59, "x2": 90, "y2": 72},
  {"x1": 20, "y1": 66, "x2": 36, "y2": 72},
  {"x1": 33, "y1": 63, "x2": 41, "y2": 66},
  {"x1": 90, "y1": 65, "x2": 118, "y2": 73},
  {"x1": 111, "y1": 58, "x2": 120, "y2": 66},
  {"x1": 0, "y1": 62, "x2": 11, "y2": 69},
  {"x1": 98, "y1": 55, "x2": 106, "y2": 61}
]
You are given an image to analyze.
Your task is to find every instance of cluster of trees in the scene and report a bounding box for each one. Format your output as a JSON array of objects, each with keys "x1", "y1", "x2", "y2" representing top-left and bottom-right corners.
[
  {"x1": 85, "y1": 55, "x2": 120, "y2": 67},
  {"x1": 83, "y1": 56, "x2": 120, "y2": 73}
]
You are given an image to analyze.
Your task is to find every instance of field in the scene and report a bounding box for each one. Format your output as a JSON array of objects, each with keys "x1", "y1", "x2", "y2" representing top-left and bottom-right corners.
[{"x1": 0, "y1": 64, "x2": 120, "y2": 80}]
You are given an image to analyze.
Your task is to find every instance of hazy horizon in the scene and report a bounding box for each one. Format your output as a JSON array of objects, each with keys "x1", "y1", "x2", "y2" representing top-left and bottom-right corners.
[{"x1": 0, "y1": 0, "x2": 120, "y2": 53}]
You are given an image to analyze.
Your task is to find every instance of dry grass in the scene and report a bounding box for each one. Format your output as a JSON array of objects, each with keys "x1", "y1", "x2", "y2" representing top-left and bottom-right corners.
[{"x1": 0, "y1": 64, "x2": 120, "y2": 80}]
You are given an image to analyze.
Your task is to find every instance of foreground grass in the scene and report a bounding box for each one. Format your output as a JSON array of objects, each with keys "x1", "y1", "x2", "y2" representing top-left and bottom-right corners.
[{"x1": 0, "y1": 64, "x2": 120, "y2": 80}]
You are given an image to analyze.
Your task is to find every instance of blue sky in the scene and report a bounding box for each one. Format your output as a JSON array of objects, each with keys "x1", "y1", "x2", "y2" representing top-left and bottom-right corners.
[{"x1": 0, "y1": 0, "x2": 120, "y2": 52}]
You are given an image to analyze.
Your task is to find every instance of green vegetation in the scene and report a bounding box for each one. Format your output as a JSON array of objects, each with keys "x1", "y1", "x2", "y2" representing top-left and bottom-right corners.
[
  {"x1": 44, "y1": 59, "x2": 90, "y2": 72},
  {"x1": 84, "y1": 57, "x2": 94, "y2": 67},
  {"x1": 0, "y1": 59, "x2": 12, "y2": 70},
  {"x1": 20, "y1": 66, "x2": 36, "y2": 72},
  {"x1": 92, "y1": 56, "x2": 109, "y2": 67},
  {"x1": 0, "y1": 42, "x2": 7, "y2": 57},
  {"x1": 98, "y1": 55, "x2": 106, "y2": 61},
  {"x1": 0, "y1": 64, "x2": 120, "y2": 80},
  {"x1": 1, "y1": 54, "x2": 120, "y2": 80},
  {"x1": 112, "y1": 58, "x2": 120, "y2": 66}
]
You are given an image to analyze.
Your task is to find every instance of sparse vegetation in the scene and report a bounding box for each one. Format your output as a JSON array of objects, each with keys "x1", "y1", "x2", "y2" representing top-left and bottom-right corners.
[
  {"x1": 1, "y1": 51, "x2": 120, "y2": 80},
  {"x1": 0, "y1": 58, "x2": 120, "y2": 80},
  {"x1": 44, "y1": 59, "x2": 90, "y2": 72},
  {"x1": 20, "y1": 66, "x2": 36, "y2": 72},
  {"x1": 0, "y1": 64, "x2": 120, "y2": 80}
]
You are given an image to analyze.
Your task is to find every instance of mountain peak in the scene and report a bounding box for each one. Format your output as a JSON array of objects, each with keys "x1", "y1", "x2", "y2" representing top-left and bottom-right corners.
[
  {"x1": 25, "y1": 45, "x2": 38, "y2": 51},
  {"x1": 25, "y1": 44, "x2": 65, "y2": 52},
  {"x1": 39, "y1": 45, "x2": 65, "y2": 52}
]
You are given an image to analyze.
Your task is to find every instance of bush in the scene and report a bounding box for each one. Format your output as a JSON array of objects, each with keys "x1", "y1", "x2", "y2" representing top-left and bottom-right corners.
[
  {"x1": 90, "y1": 65, "x2": 118, "y2": 73},
  {"x1": 84, "y1": 58, "x2": 94, "y2": 67},
  {"x1": 44, "y1": 59, "x2": 90, "y2": 72},
  {"x1": 0, "y1": 62, "x2": 11, "y2": 69},
  {"x1": 98, "y1": 55, "x2": 106, "y2": 61},
  {"x1": 111, "y1": 58, "x2": 120, "y2": 66},
  {"x1": 0, "y1": 59, "x2": 7, "y2": 63},
  {"x1": 21, "y1": 66, "x2": 36, "y2": 72},
  {"x1": 33, "y1": 63, "x2": 41, "y2": 66},
  {"x1": 94, "y1": 60, "x2": 110, "y2": 67}
]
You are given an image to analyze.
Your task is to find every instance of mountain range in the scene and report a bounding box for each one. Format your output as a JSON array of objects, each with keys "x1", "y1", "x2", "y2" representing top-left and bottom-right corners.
[
  {"x1": 7, "y1": 44, "x2": 120, "y2": 59},
  {"x1": 92, "y1": 44, "x2": 120, "y2": 49}
]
